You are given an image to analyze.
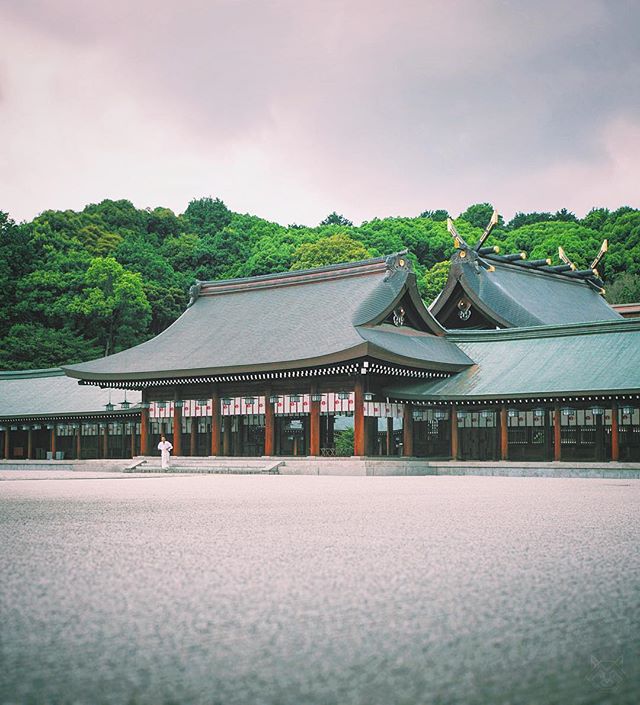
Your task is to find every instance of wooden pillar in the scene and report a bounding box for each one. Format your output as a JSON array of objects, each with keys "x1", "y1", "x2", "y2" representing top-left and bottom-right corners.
[
  {"x1": 130, "y1": 422, "x2": 136, "y2": 458},
  {"x1": 386, "y1": 417, "x2": 394, "y2": 456},
  {"x1": 223, "y1": 418, "x2": 232, "y2": 456},
  {"x1": 211, "y1": 388, "x2": 221, "y2": 456},
  {"x1": 75, "y1": 425, "x2": 81, "y2": 460},
  {"x1": 310, "y1": 386, "x2": 320, "y2": 457},
  {"x1": 450, "y1": 404, "x2": 459, "y2": 460},
  {"x1": 500, "y1": 405, "x2": 508, "y2": 461},
  {"x1": 103, "y1": 423, "x2": 109, "y2": 459},
  {"x1": 354, "y1": 377, "x2": 366, "y2": 456},
  {"x1": 50, "y1": 425, "x2": 57, "y2": 457},
  {"x1": 611, "y1": 401, "x2": 619, "y2": 461},
  {"x1": 27, "y1": 427, "x2": 34, "y2": 460},
  {"x1": 140, "y1": 404, "x2": 150, "y2": 456},
  {"x1": 403, "y1": 405, "x2": 414, "y2": 457},
  {"x1": 173, "y1": 398, "x2": 182, "y2": 457},
  {"x1": 190, "y1": 418, "x2": 197, "y2": 456},
  {"x1": 264, "y1": 390, "x2": 275, "y2": 456},
  {"x1": 553, "y1": 403, "x2": 562, "y2": 461},
  {"x1": 3, "y1": 428, "x2": 9, "y2": 460}
]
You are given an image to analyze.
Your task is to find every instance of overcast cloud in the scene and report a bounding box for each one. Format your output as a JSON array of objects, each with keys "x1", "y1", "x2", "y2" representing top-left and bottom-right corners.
[{"x1": 1, "y1": 0, "x2": 639, "y2": 224}]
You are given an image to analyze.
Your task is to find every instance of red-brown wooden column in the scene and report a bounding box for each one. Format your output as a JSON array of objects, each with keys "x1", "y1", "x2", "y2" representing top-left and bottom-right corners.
[
  {"x1": 190, "y1": 418, "x2": 197, "y2": 456},
  {"x1": 553, "y1": 403, "x2": 562, "y2": 461},
  {"x1": 173, "y1": 396, "x2": 182, "y2": 457},
  {"x1": 386, "y1": 417, "x2": 394, "y2": 456},
  {"x1": 211, "y1": 387, "x2": 221, "y2": 456},
  {"x1": 4, "y1": 428, "x2": 9, "y2": 459},
  {"x1": 611, "y1": 401, "x2": 620, "y2": 461},
  {"x1": 27, "y1": 427, "x2": 34, "y2": 460},
  {"x1": 450, "y1": 404, "x2": 459, "y2": 460},
  {"x1": 354, "y1": 377, "x2": 366, "y2": 456},
  {"x1": 310, "y1": 385, "x2": 320, "y2": 457},
  {"x1": 403, "y1": 405, "x2": 414, "y2": 457},
  {"x1": 223, "y1": 418, "x2": 232, "y2": 455},
  {"x1": 50, "y1": 425, "x2": 57, "y2": 458},
  {"x1": 500, "y1": 405, "x2": 509, "y2": 461},
  {"x1": 140, "y1": 402, "x2": 150, "y2": 456},
  {"x1": 264, "y1": 391, "x2": 275, "y2": 456},
  {"x1": 75, "y1": 425, "x2": 82, "y2": 460},
  {"x1": 130, "y1": 424, "x2": 136, "y2": 457}
]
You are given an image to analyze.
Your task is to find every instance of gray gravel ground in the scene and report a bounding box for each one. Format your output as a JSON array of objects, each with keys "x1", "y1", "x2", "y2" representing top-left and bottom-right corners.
[{"x1": 0, "y1": 475, "x2": 638, "y2": 705}]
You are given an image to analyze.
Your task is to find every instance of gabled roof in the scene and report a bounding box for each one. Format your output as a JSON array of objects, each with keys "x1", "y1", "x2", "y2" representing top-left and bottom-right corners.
[
  {"x1": 385, "y1": 319, "x2": 640, "y2": 401},
  {"x1": 430, "y1": 249, "x2": 622, "y2": 328},
  {"x1": 63, "y1": 254, "x2": 473, "y2": 384},
  {"x1": 0, "y1": 368, "x2": 141, "y2": 420}
]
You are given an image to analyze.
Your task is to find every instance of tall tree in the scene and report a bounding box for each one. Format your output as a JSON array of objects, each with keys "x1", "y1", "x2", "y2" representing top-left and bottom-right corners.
[
  {"x1": 69, "y1": 257, "x2": 151, "y2": 356},
  {"x1": 319, "y1": 212, "x2": 353, "y2": 227},
  {"x1": 290, "y1": 234, "x2": 370, "y2": 270}
]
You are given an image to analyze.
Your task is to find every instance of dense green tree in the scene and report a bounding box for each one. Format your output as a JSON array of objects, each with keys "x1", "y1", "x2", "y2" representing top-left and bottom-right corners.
[
  {"x1": 147, "y1": 207, "x2": 182, "y2": 240},
  {"x1": 0, "y1": 213, "x2": 33, "y2": 337},
  {"x1": 2, "y1": 197, "x2": 640, "y2": 372},
  {"x1": 419, "y1": 209, "x2": 449, "y2": 221},
  {"x1": 335, "y1": 427, "x2": 354, "y2": 456},
  {"x1": 77, "y1": 224, "x2": 122, "y2": 256},
  {"x1": 422, "y1": 260, "x2": 451, "y2": 305},
  {"x1": 459, "y1": 203, "x2": 500, "y2": 229},
  {"x1": 507, "y1": 212, "x2": 554, "y2": 230},
  {"x1": 183, "y1": 197, "x2": 232, "y2": 236},
  {"x1": 319, "y1": 212, "x2": 353, "y2": 227},
  {"x1": 290, "y1": 233, "x2": 370, "y2": 270},
  {"x1": 0, "y1": 323, "x2": 101, "y2": 370},
  {"x1": 553, "y1": 208, "x2": 577, "y2": 222},
  {"x1": 605, "y1": 272, "x2": 640, "y2": 304},
  {"x1": 581, "y1": 208, "x2": 610, "y2": 231},
  {"x1": 69, "y1": 257, "x2": 151, "y2": 356}
]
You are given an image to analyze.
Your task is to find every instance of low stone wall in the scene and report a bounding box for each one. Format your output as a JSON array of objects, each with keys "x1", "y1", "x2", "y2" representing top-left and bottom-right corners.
[{"x1": 2, "y1": 457, "x2": 640, "y2": 479}]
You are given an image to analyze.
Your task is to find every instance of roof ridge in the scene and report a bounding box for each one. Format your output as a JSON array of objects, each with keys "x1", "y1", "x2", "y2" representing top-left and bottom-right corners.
[
  {"x1": 446, "y1": 317, "x2": 640, "y2": 342},
  {"x1": 193, "y1": 252, "x2": 409, "y2": 298},
  {"x1": 0, "y1": 367, "x2": 65, "y2": 380},
  {"x1": 480, "y1": 255, "x2": 597, "y2": 286}
]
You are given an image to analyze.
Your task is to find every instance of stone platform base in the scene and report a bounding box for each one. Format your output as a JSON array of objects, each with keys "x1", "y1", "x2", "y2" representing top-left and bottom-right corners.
[{"x1": 2, "y1": 457, "x2": 639, "y2": 479}]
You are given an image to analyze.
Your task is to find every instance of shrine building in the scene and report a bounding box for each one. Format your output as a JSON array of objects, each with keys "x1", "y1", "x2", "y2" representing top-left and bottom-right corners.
[{"x1": 1, "y1": 249, "x2": 640, "y2": 464}]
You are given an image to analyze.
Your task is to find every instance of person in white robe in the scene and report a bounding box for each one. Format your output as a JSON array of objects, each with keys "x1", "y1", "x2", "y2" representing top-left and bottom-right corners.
[{"x1": 157, "y1": 435, "x2": 173, "y2": 469}]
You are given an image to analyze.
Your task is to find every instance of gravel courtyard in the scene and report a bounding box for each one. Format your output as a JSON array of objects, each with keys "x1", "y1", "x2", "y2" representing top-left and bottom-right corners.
[{"x1": 1, "y1": 475, "x2": 638, "y2": 705}]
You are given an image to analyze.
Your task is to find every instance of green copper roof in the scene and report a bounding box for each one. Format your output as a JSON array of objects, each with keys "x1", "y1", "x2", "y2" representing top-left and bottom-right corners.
[
  {"x1": 431, "y1": 250, "x2": 621, "y2": 328},
  {"x1": 0, "y1": 368, "x2": 141, "y2": 420},
  {"x1": 385, "y1": 319, "x2": 640, "y2": 401},
  {"x1": 63, "y1": 255, "x2": 472, "y2": 383}
]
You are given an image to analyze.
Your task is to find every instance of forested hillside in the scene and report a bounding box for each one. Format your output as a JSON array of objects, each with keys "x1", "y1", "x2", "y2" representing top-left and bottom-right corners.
[{"x1": 1, "y1": 198, "x2": 639, "y2": 370}]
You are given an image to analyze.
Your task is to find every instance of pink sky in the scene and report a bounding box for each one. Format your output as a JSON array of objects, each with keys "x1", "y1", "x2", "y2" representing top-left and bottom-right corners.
[{"x1": 1, "y1": 0, "x2": 639, "y2": 224}]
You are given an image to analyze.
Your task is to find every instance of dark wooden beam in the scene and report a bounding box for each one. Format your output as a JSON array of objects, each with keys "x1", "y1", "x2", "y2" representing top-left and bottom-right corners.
[
  {"x1": 403, "y1": 405, "x2": 414, "y2": 457},
  {"x1": 172, "y1": 395, "x2": 182, "y2": 457},
  {"x1": 190, "y1": 418, "x2": 197, "y2": 456},
  {"x1": 500, "y1": 405, "x2": 508, "y2": 461},
  {"x1": 386, "y1": 417, "x2": 393, "y2": 456},
  {"x1": 611, "y1": 401, "x2": 619, "y2": 461},
  {"x1": 310, "y1": 384, "x2": 320, "y2": 457},
  {"x1": 354, "y1": 377, "x2": 366, "y2": 456},
  {"x1": 3, "y1": 428, "x2": 9, "y2": 460},
  {"x1": 140, "y1": 396, "x2": 150, "y2": 456},
  {"x1": 264, "y1": 390, "x2": 275, "y2": 456},
  {"x1": 450, "y1": 404, "x2": 459, "y2": 460},
  {"x1": 211, "y1": 386, "x2": 221, "y2": 456}
]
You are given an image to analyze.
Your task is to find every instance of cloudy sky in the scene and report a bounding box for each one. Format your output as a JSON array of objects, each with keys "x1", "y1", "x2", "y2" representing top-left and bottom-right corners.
[{"x1": 1, "y1": 0, "x2": 639, "y2": 225}]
